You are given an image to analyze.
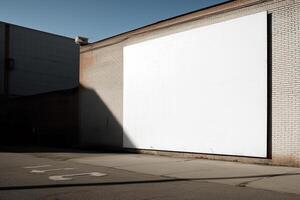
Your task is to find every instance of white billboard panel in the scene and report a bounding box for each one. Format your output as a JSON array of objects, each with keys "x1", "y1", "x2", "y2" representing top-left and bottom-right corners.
[{"x1": 124, "y1": 12, "x2": 267, "y2": 157}]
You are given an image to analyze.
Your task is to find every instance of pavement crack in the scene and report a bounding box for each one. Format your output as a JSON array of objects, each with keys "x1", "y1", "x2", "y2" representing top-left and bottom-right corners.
[
  {"x1": 236, "y1": 171, "x2": 300, "y2": 188},
  {"x1": 236, "y1": 177, "x2": 265, "y2": 187}
]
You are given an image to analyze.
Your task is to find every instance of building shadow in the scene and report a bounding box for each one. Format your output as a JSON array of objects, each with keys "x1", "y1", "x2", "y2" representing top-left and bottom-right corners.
[
  {"x1": 0, "y1": 88, "x2": 79, "y2": 148},
  {"x1": 78, "y1": 84, "x2": 135, "y2": 151},
  {"x1": 0, "y1": 85, "x2": 135, "y2": 152},
  {"x1": 1, "y1": 172, "x2": 300, "y2": 191}
]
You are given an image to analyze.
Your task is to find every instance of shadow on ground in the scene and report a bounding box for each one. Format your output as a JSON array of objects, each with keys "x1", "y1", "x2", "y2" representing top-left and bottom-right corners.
[{"x1": 1, "y1": 172, "x2": 300, "y2": 191}]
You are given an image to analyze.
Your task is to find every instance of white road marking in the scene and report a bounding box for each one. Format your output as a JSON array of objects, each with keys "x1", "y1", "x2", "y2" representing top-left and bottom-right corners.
[
  {"x1": 49, "y1": 172, "x2": 107, "y2": 181},
  {"x1": 30, "y1": 168, "x2": 75, "y2": 173},
  {"x1": 23, "y1": 165, "x2": 52, "y2": 169}
]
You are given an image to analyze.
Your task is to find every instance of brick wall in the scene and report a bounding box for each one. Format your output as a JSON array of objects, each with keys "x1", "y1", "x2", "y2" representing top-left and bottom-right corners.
[
  {"x1": 80, "y1": 0, "x2": 300, "y2": 166},
  {"x1": 269, "y1": 0, "x2": 300, "y2": 166}
]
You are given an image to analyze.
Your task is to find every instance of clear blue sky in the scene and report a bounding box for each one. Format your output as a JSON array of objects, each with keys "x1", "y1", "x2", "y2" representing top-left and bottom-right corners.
[{"x1": 0, "y1": 0, "x2": 228, "y2": 42}]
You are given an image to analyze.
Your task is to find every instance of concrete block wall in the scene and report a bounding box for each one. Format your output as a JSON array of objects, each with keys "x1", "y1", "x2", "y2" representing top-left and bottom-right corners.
[
  {"x1": 80, "y1": 0, "x2": 300, "y2": 166},
  {"x1": 269, "y1": 0, "x2": 300, "y2": 166},
  {"x1": 0, "y1": 22, "x2": 80, "y2": 148},
  {"x1": 0, "y1": 22, "x2": 79, "y2": 96}
]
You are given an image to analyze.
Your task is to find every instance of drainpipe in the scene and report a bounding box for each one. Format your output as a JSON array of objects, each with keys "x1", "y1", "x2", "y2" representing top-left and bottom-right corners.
[{"x1": 4, "y1": 23, "x2": 10, "y2": 96}]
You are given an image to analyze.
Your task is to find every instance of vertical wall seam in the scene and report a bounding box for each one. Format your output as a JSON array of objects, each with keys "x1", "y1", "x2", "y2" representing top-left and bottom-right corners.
[{"x1": 4, "y1": 23, "x2": 10, "y2": 95}]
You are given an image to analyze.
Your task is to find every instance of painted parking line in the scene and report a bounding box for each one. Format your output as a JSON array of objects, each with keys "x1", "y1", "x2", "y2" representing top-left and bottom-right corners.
[
  {"x1": 49, "y1": 172, "x2": 107, "y2": 181},
  {"x1": 30, "y1": 168, "x2": 75, "y2": 174},
  {"x1": 23, "y1": 165, "x2": 52, "y2": 169}
]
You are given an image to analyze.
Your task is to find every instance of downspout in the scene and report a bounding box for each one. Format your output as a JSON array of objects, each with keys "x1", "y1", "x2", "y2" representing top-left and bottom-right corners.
[{"x1": 4, "y1": 23, "x2": 10, "y2": 96}]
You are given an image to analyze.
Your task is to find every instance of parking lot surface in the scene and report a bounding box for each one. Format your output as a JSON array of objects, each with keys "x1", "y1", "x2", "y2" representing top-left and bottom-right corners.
[{"x1": 0, "y1": 149, "x2": 299, "y2": 200}]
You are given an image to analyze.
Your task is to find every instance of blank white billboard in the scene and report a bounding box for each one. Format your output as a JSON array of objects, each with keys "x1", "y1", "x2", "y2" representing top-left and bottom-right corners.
[{"x1": 123, "y1": 12, "x2": 267, "y2": 157}]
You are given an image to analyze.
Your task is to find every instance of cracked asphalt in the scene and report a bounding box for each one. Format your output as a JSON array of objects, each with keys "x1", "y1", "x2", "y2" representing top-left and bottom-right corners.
[{"x1": 0, "y1": 149, "x2": 300, "y2": 200}]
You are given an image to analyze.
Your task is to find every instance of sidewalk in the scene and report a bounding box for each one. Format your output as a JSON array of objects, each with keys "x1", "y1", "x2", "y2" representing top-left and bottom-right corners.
[{"x1": 69, "y1": 153, "x2": 300, "y2": 195}]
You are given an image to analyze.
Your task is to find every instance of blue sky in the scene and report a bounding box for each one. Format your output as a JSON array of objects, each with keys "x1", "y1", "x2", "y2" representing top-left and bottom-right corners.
[{"x1": 0, "y1": 0, "x2": 228, "y2": 42}]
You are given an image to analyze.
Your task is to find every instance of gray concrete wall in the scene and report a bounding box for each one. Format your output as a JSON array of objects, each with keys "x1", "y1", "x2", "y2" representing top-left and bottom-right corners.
[
  {"x1": 80, "y1": 0, "x2": 300, "y2": 166},
  {"x1": 0, "y1": 22, "x2": 80, "y2": 147},
  {"x1": 0, "y1": 23, "x2": 79, "y2": 96}
]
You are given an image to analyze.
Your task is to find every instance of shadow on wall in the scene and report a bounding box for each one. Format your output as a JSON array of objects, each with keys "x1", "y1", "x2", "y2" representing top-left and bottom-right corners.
[
  {"x1": 78, "y1": 84, "x2": 135, "y2": 151},
  {"x1": 0, "y1": 85, "x2": 135, "y2": 151},
  {"x1": 0, "y1": 88, "x2": 79, "y2": 148}
]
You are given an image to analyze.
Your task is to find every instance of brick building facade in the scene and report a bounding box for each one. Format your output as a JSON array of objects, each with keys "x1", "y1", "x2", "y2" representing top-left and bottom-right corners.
[{"x1": 80, "y1": 0, "x2": 300, "y2": 167}]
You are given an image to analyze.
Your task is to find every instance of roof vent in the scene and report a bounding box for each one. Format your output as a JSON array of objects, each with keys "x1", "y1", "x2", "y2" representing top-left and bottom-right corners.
[{"x1": 75, "y1": 36, "x2": 88, "y2": 45}]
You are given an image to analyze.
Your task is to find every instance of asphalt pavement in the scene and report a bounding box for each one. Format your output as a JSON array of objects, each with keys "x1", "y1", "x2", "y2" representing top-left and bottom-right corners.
[{"x1": 0, "y1": 149, "x2": 299, "y2": 200}]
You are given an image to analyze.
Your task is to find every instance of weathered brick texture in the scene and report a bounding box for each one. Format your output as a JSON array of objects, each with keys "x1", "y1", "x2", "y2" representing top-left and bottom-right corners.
[{"x1": 268, "y1": 0, "x2": 300, "y2": 166}]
